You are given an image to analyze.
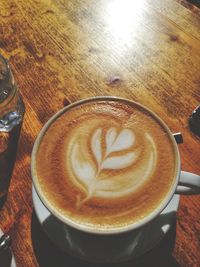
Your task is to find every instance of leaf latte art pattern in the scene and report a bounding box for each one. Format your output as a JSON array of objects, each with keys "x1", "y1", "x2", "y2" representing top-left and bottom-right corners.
[
  {"x1": 92, "y1": 127, "x2": 138, "y2": 171},
  {"x1": 69, "y1": 127, "x2": 157, "y2": 206}
]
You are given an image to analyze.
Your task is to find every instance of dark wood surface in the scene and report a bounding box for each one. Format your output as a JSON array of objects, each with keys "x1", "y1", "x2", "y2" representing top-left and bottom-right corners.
[{"x1": 0, "y1": 0, "x2": 200, "y2": 266}]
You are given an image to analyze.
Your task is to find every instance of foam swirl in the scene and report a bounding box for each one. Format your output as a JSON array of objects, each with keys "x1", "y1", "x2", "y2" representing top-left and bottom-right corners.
[{"x1": 68, "y1": 126, "x2": 157, "y2": 206}]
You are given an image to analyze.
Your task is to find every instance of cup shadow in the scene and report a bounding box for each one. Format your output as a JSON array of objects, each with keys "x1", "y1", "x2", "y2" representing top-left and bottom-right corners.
[
  {"x1": 31, "y1": 210, "x2": 180, "y2": 267},
  {"x1": 0, "y1": 247, "x2": 13, "y2": 266}
]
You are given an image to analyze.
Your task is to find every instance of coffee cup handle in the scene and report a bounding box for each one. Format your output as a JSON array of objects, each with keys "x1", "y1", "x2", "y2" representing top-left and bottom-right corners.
[{"x1": 175, "y1": 171, "x2": 200, "y2": 194}]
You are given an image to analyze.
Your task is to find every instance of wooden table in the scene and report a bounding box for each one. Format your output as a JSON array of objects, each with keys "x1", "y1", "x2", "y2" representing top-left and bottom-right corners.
[{"x1": 0, "y1": 0, "x2": 200, "y2": 266}]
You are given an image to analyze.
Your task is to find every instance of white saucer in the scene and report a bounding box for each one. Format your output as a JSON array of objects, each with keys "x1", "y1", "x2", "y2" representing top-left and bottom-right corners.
[
  {"x1": 0, "y1": 229, "x2": 17, "y2": 267},
  {"x1": 32, "y1": 186, "x2": 180, "y2": 263}
]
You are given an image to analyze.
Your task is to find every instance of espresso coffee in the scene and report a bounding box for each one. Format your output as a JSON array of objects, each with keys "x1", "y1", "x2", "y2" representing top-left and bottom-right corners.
[{"x1": 32, "y1": 98, "x2": 178, "y2": 232}]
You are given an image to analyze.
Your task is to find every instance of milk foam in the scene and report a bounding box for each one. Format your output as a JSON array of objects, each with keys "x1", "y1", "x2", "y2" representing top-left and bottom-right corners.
[
  {"x1": 68, "y1": 126, "x2": 157, "y2": 206},
  {"x1": 35, "y1": 99, "x2": 177, "y2": 230}
]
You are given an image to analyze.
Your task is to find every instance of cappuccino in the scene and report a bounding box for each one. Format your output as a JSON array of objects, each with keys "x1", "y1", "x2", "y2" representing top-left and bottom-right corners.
[{"x1": 32, "y1": 98, "x2": 178, "y2": 232}]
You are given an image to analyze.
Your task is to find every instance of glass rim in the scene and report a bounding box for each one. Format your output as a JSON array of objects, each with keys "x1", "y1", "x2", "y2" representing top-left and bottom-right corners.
[{"x1": 0, "y1": 54, "x2": 17, "y2": 108}]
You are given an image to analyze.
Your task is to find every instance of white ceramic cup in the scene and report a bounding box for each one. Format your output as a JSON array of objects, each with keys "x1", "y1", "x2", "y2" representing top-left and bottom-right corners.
[{"x1": 31, "y1": 97, "x2": 200, "y2": 262}]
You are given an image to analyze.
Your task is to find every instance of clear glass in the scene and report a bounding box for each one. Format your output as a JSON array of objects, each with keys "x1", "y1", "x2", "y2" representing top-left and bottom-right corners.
[{"x1": 0, "y1": 54, "x2": 25, "y2": 208}]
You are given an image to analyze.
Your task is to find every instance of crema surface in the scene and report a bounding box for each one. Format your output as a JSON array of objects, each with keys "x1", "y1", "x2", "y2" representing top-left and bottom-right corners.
[{"x1": 34, "y1": 99, "x2": 178, "y2": 231}]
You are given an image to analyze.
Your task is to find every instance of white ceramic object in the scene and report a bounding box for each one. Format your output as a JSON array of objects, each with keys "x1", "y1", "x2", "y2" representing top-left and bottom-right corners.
[{"x1": 31, "y1": 97, "x2": 200, "y2": 262}]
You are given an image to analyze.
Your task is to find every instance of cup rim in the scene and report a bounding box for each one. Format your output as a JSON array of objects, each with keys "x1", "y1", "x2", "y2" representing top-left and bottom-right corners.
[{"x1": 31, "y1": 96, "x2": 181, "y2": 235}]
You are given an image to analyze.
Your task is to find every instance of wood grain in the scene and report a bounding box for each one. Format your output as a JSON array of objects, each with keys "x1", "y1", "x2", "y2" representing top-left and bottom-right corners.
[{"x1": 0, "y1": 0, "x2": 200, "y2": 266}]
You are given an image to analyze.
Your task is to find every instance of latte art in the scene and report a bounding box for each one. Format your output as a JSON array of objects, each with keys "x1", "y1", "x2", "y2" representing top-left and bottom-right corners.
[
  {"x1": 69, "y1": 127, "x2": 157, "y2": 205},
  {"x1": 33, "y1": 98, "x2": 178, "y2": 232}
]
